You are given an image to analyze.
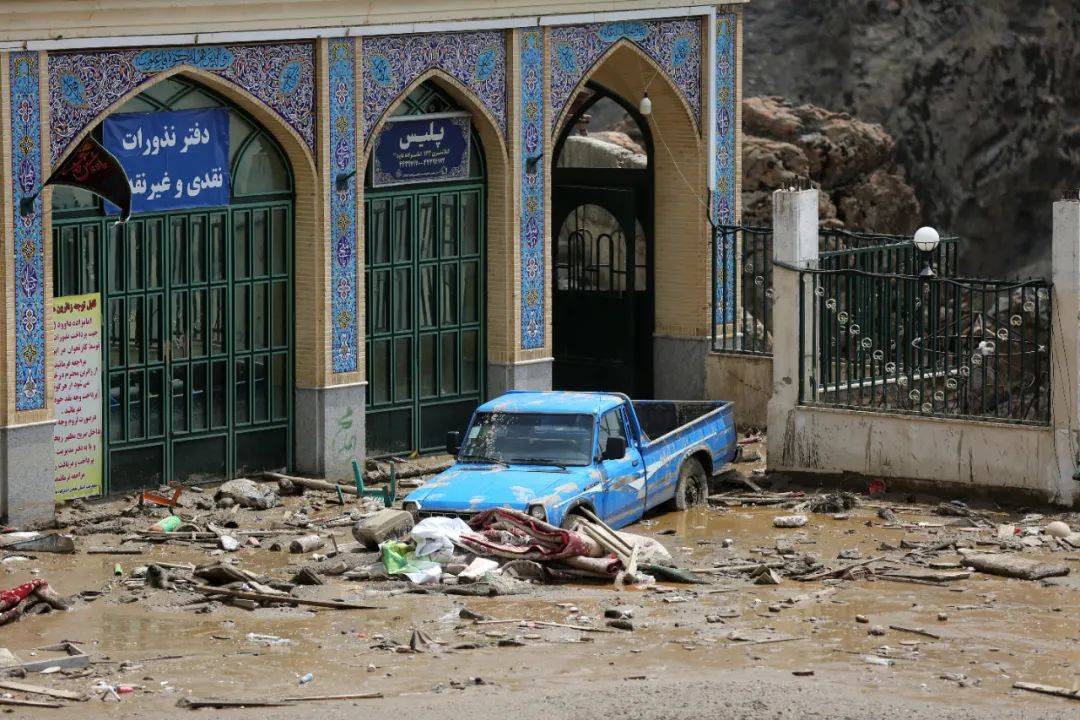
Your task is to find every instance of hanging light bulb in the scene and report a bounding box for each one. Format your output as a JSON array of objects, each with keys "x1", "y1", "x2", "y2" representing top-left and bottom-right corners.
[{"x1": 639, "y1": 91, "x2": 652, "y2": 116}]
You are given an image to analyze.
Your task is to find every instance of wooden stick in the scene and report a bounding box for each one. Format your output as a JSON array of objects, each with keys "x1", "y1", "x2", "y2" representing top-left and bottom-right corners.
[
  {"x1": 0, "y1": 680, "x2": 84, "y2": 700},
  {"x1": 1013, "y1": 681, "x2": 1079, "y2": 701},
  {"x1": 86, "y1": 546, "x2": 145, "y2": 555},
  {"x1": 0, "y1": 697, "x2": 64, "y2": 708},
  {"x1": 473, "y1": 618, "x2": 613, "y2": 633},
  {"x1": 282, "y1": 692, "x2": 383, "y2": 702},
  {"x1": 888, "y1": 625, "x2": 941, "y2": 640},
  {"x1": 190, "y1": 585, "x2": 381, "y2": 610},
  {"x1": 796, "y1": 556, "x2": 885, "y2": 581},
  {"x1": 719, "y1": 636, "x2": 808, "y2": 648},
  {"x1": 576, "y1": 508, "x2": 633, "y2": 551}
]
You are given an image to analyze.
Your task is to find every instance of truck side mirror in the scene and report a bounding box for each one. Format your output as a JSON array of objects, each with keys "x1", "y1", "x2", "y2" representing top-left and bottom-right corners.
[
  {"x1": 602, "y1": 436, "x2": 626, "y2": 461},
  {"x1": 446, "y1": 431, "x2": 461, "y2": 456}
]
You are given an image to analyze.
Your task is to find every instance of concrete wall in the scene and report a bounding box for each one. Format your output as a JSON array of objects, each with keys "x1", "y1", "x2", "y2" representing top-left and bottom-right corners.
[
  {"x1": 770, "y1": 405, "x2": 1064, "y2": 504},
  {"x1": 705, "y1": 352, "x2": 771, "y2": 428}
]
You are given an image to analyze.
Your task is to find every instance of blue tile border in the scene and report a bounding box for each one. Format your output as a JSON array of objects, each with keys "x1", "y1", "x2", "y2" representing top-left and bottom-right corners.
[
  {"x1": 9, "y1": 52, "x2": 46, "y2": 411},
  {"x1": 48, "y1": 43, "x2": 316, "y2": 163},
  {"x1": 519, "y1": 29, "x2": 545, "y2": 350},
  {"x1": 548, "y1": 18, "x2": 703, "y2": 134},
  {"x1": 713, "y1": 12, "x2": 738, "y2": 325},
  {"x1": 328, "y1": 38, "x2": 359, "y2": 373}
]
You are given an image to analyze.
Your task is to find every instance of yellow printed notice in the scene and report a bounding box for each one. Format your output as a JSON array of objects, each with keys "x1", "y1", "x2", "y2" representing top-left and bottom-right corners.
[{"x1": 52, "y1": 293, "x2": 103, "y2": 501}]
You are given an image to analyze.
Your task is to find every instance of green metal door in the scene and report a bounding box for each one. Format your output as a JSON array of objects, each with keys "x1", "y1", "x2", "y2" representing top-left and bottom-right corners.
[
  {"x1": 364, "y1": 185, "x2": 485, "y2": 457},
  {"x1": 50, "y1": 75, "x2": 295, "y2": 494},
  {"x1": 53, "y1": 202, "x2": 293, "y2": 492}
]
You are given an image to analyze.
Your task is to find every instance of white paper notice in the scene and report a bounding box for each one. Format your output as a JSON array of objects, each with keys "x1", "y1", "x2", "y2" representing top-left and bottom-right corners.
[{"x1": 52, "y1": 293, "x2": 103, "y2": 501}]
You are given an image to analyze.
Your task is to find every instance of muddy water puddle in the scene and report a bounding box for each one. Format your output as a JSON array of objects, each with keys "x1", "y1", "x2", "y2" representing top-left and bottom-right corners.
[{"x1": 0, "y1": 504, "x2": 1076, "y2": 716}]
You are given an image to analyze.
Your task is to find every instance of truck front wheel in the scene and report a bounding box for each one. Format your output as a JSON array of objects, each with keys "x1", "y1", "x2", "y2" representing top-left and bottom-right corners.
[{"x1": 673, "y1": 458, "x2": 708, "y2": 510}]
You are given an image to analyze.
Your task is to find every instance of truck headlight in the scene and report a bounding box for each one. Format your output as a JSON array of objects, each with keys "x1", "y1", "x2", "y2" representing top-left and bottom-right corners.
[
  {"x1": 402, "y1": 501, "x2": 421, "y2": 519},
  {"x1": 527, "y1": 504, "x2": 546, "y2": 521}
]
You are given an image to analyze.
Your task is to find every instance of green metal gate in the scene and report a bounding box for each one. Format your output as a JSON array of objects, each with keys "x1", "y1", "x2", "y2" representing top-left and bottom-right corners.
[
  {"x1": 364, "y1": 184, "x2": 484, "y2": 456},
  {"x1": 50, "y1": 74, "x2": 294, "y2": 493},
  {"x1": 363, "y1": 80, "x2": 487, "y2": 458},
  {"x1": 53, "y1": 202, "x2": 293, "y2": 492}
]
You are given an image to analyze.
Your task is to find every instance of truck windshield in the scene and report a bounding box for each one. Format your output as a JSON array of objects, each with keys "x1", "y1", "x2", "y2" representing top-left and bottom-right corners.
[{"x1": 459, "y1": 412, "x2": 594, "y2": 467}]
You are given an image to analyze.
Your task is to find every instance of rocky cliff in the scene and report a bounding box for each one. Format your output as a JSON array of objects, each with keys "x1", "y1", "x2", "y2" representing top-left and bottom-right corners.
[
  {"x1": 741, "y1": 96, "x2": 920, "y2": 232},
  {"x1": 744, "y1": 0, "x2": 1080, "y2": 276}
]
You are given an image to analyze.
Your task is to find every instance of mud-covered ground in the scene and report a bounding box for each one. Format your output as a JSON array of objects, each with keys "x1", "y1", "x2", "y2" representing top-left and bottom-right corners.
[{"x1": 0, "y1": 443, "x2": 1077, "y2": 719}]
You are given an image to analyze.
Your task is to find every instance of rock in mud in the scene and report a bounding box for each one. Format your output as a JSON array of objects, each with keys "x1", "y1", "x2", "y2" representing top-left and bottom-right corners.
[
  {"x1": 773, "y1": 515, "x2": 808, "y2": 528},
  {"x1": 352, "y1": 509, "x2": 415, "y2": 549}
]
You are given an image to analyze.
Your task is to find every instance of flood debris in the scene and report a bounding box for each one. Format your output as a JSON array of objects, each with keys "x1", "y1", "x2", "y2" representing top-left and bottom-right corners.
[
  {"x1": 962, "y1": 553, "x2": 1070, "y2": 580},
  {"x1": 0, "y1": 579, "x2": 70, "y2": 626},
  {"x1": 214, "y1": 478, "x2": 280, "y2": 510}
]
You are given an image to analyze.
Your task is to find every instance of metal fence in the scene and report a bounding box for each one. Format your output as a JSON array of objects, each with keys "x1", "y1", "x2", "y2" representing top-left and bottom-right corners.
[
  {"x1": 799, "y1": 268, "x2": 1052, "y2": 425},
  {"x1": 712, "y1": 225, "x2": 774, "y2": 354},
  {"x1": 711, "y1": 226, "x2": 960, "y2": 356},
  {"x1": 820, "y1": 227, "x2": 960, "y2": 275}
]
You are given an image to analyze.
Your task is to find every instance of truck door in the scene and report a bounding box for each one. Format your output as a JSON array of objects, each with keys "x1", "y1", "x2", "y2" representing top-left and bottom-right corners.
[{"x1": 597, "y1": 407, "x2": 645, "y2": 527}]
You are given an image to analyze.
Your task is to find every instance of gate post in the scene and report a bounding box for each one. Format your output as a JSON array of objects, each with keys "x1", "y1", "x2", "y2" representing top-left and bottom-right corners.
[
  {"x1": 766, "y1": 189, "x2": 818, "y2": 470},
  {"x1": 1050, "y1": 199, "x2": 1080, "y2": 506}
]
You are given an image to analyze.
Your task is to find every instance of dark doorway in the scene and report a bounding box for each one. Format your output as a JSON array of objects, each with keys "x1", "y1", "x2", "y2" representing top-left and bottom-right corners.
[{"x1": 552, "y1": 83, "x2": 654, "y2": 397}]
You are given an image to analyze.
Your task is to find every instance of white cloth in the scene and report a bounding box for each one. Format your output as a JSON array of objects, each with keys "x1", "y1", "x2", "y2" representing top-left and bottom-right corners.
[{"x1": 411, "y1": 516, "x2": 473, "y2": 558}]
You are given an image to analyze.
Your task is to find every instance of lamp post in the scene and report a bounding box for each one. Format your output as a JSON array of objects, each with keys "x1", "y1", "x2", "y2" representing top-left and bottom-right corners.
[{"x1": 913, "y1": 226, "x2": 941, "y2": 277}]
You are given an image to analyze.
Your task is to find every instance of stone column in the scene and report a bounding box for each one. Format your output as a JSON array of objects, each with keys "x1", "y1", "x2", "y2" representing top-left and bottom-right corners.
[
  {"x1": 295, "y1": 38, "x2": 364, "y2": 482},
  {"x1": 489, "y1": 28, "x2": 552, "y2": 399},
  {"x1": 1050, "y1": 199, "x2": 1080, "y2": 506},
  {"x1": 766, "y1": 189, "x2": 818, "y2": 470}
]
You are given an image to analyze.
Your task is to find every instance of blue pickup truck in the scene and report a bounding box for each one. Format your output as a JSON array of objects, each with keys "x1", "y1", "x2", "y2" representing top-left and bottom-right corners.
[{"x1": 402, "y1": 391, "x2": 736, "y2": 529}]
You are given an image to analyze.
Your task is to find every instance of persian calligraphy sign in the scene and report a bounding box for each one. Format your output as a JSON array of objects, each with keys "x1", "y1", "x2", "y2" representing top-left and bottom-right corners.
[
  {"x1": 372, "y1": 112, "x2": 471, "y2": 187},
  {"x1": 103, "y1": 107, "x2": 230, "y2": 213},
  {"x1": 52, "y1": 293, "x2": 103, "y2": 501}
]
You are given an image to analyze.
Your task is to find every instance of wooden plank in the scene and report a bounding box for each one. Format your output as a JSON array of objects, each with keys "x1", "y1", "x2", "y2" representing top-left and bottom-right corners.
[
  {"x1": 0, "y1": 679, "x2": 85, "y2": 700},
  {"x1": 190, "y1": 584, "x2": 382, "y2": 610},
  {"x1": 282, "y1": 692, "x2": 384, "y2": 702},
  {"x1": 0, "y1": 696, "x2": 63, "y2": 708},
  {"x1": 1013, "y1": 681, "x2": 1079, "y2": 701}
]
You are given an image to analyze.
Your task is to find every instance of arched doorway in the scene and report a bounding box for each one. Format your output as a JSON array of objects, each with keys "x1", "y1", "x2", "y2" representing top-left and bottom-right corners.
[
  {"x1": 364, "y1": 81, "x2": 486, "y2": 457},
  {"x1": 51, "y1": 75, "x2": 295, "y2": 492},
  {"x1": 552, "y1": 83, "x2": 654, "y2": 397}
]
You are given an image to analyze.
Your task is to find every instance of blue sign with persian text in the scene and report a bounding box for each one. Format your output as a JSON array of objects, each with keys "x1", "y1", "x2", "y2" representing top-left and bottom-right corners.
[
  {"x1": 103, "y1": 107, "x2": 229, "y2": 214},
  {"x1": 372, "y1": 114, "x2": 471, "y2": 187}
]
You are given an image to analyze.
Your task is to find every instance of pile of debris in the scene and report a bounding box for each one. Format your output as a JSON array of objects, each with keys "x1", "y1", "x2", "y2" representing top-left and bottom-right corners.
[
  {"x1": 702, "y1": 485, "x2": 1075, "y2": 587},
  {"x1": 348, "y1": 506, "x2": 701, "y2": 595}
]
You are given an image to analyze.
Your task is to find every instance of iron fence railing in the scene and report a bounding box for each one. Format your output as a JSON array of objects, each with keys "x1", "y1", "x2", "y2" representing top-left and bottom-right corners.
[
  {"x1": 799, "y1": 268, "x2": 1052, "y2": 425},
  {"x1": 819, "y1": 227, "x2": 960, "y2": 275},
  {"x1": 711, "y1": 226, "x2": 961, "y2": 357},
  {"x1": 712, "y1": 225, "x2": 774, "y2": 355}
]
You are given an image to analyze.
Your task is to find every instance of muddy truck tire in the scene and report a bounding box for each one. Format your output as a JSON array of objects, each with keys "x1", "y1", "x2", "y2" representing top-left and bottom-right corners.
[{"x1": 672, "y1": 458, "x2": 708, "y2": 511}]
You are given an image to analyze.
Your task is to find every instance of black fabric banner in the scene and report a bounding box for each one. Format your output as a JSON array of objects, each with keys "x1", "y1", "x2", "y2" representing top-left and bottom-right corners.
[{"x1": 44, "y1": 135, "x2": 132, "y2": 221}]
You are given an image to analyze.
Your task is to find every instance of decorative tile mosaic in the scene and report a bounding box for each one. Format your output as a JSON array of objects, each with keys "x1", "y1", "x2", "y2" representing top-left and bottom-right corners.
[
  {"x1": 9, "y1": 52, "x2": 46, "y2": 411},
  {"x1": 328, "y1": 38, "x2": 358, "y2": 374},
  {"x1": 519, "y1": 29, "x2": 545, "y2": 350},
  {"x1": 714, "y1": 12, "x2": 738, "y2": 324},
  {"x1": 549, "y1": 19, "x2": 702, "y2": 133},
  {"x1": 47, "y1": 42, "x2": 315, "y2": 163},
  {"x1": 361, "y1": 31, "x2": 506, "y2": 141}
]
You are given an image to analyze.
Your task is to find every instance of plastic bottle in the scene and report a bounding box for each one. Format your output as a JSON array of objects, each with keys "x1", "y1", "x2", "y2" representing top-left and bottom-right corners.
[{"x1": 298, "y1": 672, "x2": 314, "y2": 685}]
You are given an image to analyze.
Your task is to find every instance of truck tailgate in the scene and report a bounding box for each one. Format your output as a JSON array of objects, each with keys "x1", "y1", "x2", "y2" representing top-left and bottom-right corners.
[{"x1": 632, "y1": 400, "x2": 736, "y2": 506}]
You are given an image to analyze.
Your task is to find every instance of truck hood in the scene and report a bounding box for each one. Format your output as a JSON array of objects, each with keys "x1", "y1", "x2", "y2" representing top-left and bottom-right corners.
[{"x1": 405, "y1": 464, "x2": 596, "y2": 513}]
